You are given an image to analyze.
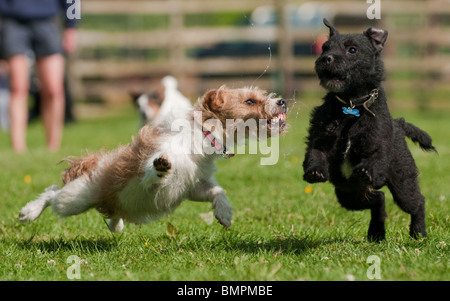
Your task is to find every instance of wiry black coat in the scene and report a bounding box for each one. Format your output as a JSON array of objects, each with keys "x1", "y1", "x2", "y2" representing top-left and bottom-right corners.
[{"x1": 303, "y1": 19, "x2": 436, "y2": 241}]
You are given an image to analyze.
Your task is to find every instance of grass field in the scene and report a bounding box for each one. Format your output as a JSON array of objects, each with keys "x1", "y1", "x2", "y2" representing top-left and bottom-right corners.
[{"x1": 0, "y1": 100, "x2": 448, "y2": 281}]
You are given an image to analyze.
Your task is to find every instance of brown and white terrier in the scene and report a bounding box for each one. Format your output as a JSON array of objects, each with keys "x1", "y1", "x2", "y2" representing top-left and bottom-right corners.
[{"x1": 18, "y1": 86, "x2": 287, "y2": 232}]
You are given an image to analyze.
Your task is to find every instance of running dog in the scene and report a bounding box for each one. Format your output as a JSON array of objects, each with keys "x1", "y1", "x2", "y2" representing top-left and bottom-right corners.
[
  {"x1": 303, "y1": 19, "x2": 436, "y2": 241},
  {"x1": 18, "y1": 86, "x2": 287, "y2": 232}
]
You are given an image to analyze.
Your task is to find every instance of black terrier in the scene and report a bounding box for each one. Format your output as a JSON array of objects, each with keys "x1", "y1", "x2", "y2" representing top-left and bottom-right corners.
[{"x1": 303, "y1": 19, "x2": 436, "y2": 241}]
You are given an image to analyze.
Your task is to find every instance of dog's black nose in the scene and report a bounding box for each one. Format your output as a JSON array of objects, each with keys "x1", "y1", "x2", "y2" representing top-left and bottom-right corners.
[
  {"x1": 277, "y1": 99, "x2": 286, "y2": 107},
  {"x1": 326, "y1": 55, "x2": 334, "y2": 64}
]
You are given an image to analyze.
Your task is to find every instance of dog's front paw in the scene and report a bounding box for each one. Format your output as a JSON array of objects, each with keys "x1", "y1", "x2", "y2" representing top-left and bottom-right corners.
[
  {"x1": 303, "y1": 167, "x2": 329, "y2": 183},
  {"x1": 353, "y1": 166, "x2": 373, "y2": 184},
  {"x1": 212, "y1": 196, "x2": 233, "y2": 229},
  {"x1": 153, "y1": 155, "x2": 172, "y2": 177}
]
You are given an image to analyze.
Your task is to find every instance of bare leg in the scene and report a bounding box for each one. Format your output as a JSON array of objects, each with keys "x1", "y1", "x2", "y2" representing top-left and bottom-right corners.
[
  {"x1": 36, "y1": 54, "x2": 65, "y2": 152},
  {"x1": 8, "y1": 55, "x2": 29, "y2": 153}
]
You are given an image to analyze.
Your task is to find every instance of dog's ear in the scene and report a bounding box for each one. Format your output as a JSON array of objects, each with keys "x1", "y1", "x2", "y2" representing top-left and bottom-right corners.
[
  {"x1": 129, "y1": 91, "x2": 144, "y2": 106},
  {"x1": 203, "y1": 87, "x2": 225, "y2": 110},
  {"x1": 364, "y1": 28, "x2": 388, "y2": 52},
  {"x1": 323, "y1": 18, "x2": 339, "y2": 37}
]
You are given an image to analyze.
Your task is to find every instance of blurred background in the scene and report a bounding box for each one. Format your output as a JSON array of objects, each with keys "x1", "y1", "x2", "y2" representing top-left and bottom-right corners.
[{"x1": 3, "y1": 0, "x2": 450, "y2": 122}]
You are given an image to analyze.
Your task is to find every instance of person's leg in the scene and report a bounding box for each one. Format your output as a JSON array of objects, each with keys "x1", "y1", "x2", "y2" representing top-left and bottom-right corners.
[
  {"x1": 8, "y1": 55, "x2": 30, "y2": 153},
  {"x1": 36, "y1": 54, "x2": 65, "y2": 152}
]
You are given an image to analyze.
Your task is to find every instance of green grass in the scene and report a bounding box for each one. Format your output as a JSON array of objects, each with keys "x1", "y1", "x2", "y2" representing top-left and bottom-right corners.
[{"x1": 0, "y1": 102, "x2": 448, "y2": 281}]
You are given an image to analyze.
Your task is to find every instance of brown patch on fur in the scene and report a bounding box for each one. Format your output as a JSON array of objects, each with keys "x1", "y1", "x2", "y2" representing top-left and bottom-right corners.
[
  {"x1": 144, "y1": 82, "x2": 165, "y2": 115},
  {"x1": 194, "y1": 86, "x2": 286, "y2": 142},
  {"x1": 148, "y1": 101, "x2": 161, "y2": 116},
  {"x1": 197, "y1": 86, "x2": 273, "y2": 124},
  {"x1": 226, "y1": 88, "x2": 273, "y2": 121},
  {"x1": 61, "y1": 153, "x2": 102, "y2": 185},
  {"x1": 94, "y1": 126, "x2": 163, "y2": 218},
  {"x1": 130, "y1": 79, "x2": 166, "y2": 122}
]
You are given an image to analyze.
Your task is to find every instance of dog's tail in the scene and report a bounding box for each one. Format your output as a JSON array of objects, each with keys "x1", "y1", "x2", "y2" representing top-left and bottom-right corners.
[
  {"x1": 60, "y1": 152, "x2": 102, "y2": 185},
  {"x1": 395, "y1": 118, "x2": 437, "y2": 152}
]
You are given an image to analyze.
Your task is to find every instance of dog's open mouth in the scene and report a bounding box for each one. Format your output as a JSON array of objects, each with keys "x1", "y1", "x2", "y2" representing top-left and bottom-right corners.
[{"x1": 269, "y1": 112, "x2": 287, "y2": 132}]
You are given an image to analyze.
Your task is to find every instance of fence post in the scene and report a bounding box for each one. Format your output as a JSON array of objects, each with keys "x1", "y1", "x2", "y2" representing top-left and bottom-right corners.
[
  {"x1": 169, "y1": 0, "x2": 186, "y2": 89},
  {"x1": 275, "y1": 0, "x2": 295, "y2": 98},
  {"x1": 66, "y1": 51, "x2": 84, "y2": 102}
]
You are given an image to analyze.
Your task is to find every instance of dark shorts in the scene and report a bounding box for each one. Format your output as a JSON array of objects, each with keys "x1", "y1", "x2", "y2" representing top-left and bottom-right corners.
[{"x1": 0, "y1": 17, "x2": 62, "y2": 59}]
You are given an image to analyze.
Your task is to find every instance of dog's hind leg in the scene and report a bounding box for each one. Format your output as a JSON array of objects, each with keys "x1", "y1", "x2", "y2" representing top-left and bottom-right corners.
[
  {"x1": 388, "y1": 173, "x2": 427, "y2": 239},
  {"x1": 18, "y1": 185, "x2": 60, "y2": 222},
  {"x1": 20, "y1": 177, "x2": 97, "y2": 223},
  {"x1": 49, "y1": 177, "x2": 97, "y2": 218},
  {"x1": 335, "y1": 189, "x2": 387, "y2": 242}
]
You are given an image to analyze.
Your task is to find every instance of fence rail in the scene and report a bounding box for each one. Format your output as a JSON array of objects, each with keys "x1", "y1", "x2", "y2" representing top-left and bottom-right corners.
[{"x1": 70, "y1": 0, "x2": 450, "y2": 104}]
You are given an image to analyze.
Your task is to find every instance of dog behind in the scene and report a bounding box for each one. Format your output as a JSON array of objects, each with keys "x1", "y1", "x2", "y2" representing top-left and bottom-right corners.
[{"x1": 131, "y1": 76, "x2": 192, "y2": 127}]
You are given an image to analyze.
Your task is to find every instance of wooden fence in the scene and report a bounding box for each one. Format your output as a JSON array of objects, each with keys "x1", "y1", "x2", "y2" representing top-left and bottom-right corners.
[{"x1": 70, "y1": 0, "x2": 450, "y2": 105}]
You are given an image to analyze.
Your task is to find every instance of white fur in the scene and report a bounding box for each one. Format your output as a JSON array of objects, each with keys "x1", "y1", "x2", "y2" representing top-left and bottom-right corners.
[
  {"x1": 341, "y1": 140, "x2": 353, "y2": 179},
  {"x1": 136, "y1": 94, "x2": 156, "y2": 121},
  {"x1": 153, "y1": 76, "x2": 192, "y2": 128},
  {"x1": 18, "y1": 185, "x2": 59, "y2": 222}
]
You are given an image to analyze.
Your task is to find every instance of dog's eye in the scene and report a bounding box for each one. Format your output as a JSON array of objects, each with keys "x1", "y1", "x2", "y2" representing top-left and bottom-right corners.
[
  {"x1": 245, "y1": 99, "x2": 256, "y2": 106},
  {"x1": 348, "y1": 47, "x2": 357, "y2": 54}
]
